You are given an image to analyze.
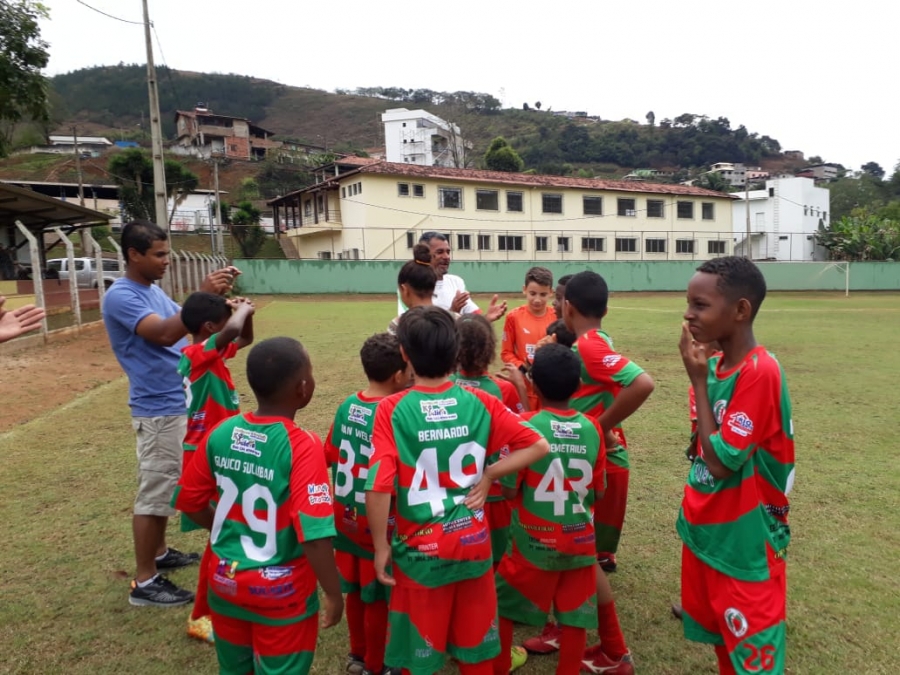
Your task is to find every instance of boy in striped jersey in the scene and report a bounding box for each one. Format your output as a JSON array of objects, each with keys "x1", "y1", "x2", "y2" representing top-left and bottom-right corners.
[{"x1": 679, "y1": 257, "x2": 794, "y2": 675}]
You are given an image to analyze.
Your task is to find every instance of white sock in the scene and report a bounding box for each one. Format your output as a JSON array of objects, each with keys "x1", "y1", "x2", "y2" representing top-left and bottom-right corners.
[
  {"x1": 155, "y1": 549, "x2": 169, "y2": 561},
  {"x1": 136, "y1": 574, "x2": 159, "y2": 588}
]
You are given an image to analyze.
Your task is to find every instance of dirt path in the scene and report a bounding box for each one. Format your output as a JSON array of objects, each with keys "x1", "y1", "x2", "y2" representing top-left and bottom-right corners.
[{"x1": 0, "y1": 323, "x2": 124, "y2": 432}]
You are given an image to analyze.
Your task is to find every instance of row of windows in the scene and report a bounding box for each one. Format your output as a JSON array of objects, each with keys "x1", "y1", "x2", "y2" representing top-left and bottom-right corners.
[
  {"x1": 406, "y1": 231, "x2": 728, "y2": 254},
  {"x1": 340, "y1": 182, "x2": 363, "y2": 199}
]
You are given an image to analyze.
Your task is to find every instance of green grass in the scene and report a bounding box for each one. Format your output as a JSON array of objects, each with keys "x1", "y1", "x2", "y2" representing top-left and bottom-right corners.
[{"x1": 1, "y1": 292, "x2": 898, "y2": 674}]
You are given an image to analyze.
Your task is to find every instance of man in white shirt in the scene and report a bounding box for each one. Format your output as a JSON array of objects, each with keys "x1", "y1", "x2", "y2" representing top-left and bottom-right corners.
[{"x1": 397, "y1": 232, "x2": 508, "y2": 321}]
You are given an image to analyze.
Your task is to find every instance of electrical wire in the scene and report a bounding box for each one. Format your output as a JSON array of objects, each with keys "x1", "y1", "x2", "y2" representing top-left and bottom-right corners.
[{"x1": 74, "y1": 0, "x2": 144, "y2": 25}]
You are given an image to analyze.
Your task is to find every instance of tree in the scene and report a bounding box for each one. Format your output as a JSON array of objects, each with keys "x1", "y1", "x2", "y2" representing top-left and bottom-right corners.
[
  {"x1": 109, "y1": 149, "x2": 199, "y2": 224},
  {"x1": 861, "y1": 161, "x2": 885, "y2": 179},
  {"x1": 165, "y1": 160, "x2": 199, "y2": 225},
  {"x1": 230, "y1": 200, "x2": 267, "y2": 258},
  {"x1": 695, "y1": 171, "x2": 731, "y2": 193},
  {"x1": 646, "y1": 111, "x2": 655, "y2": 126},
  {"x1": 814, "y1": 214, "x2": 900, "y2": 261},
  {"x1": 534, "y1": 101, "x2": 542, "y2": 110},
  {"x1": 483, "y1": 136, "x2": 524, "y2": 173},
  {"x1": 827, "y1": 175, "x2": 886, "y2": 221},
  {"x1": 522, "y1": 102, "x2": 530, "y2": 111},
  {"x1": 0, "y1": 0, "x2": 50, "y2": 157}
]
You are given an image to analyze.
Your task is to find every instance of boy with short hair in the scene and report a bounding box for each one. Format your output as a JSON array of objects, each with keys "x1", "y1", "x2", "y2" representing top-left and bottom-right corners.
[
  {"x1": 678, "y1": 257, "x2": 794, "y2": 674},
  {"x1": 325, "y1": 333, "x2": 410, "y2": 675},
  {"x1": 178, "y1": 292, "x2": 255, "y2": 642},
  {"x1": 174, "y1": 337, "x2": 343, "y2": 675},
  {"x1": 552, "y1": 274, "x2": 573, "y2": 318},
  {"x1": 493, "y1": 344, "x2": 606, "y2": 675},
  {"x1": 365, "y1": 306, "x2": 550, "y2": 675},
  {"x1": 501, "y1": 266, "x2": 557, "y2": 410}
]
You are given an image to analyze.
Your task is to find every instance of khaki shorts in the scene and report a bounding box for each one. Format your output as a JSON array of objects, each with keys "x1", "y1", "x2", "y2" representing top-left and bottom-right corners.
[{"x1": 132, "y1": 415, "x2": 186, "y2": 517}]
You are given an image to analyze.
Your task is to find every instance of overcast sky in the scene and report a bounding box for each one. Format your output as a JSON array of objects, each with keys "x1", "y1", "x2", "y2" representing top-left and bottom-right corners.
[{"x1": 39, "y1": 0, "x2": 898, "y2": 173}]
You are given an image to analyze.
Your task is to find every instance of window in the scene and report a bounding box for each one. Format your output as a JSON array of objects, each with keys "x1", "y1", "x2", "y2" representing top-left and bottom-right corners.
[
  {"x1": 557, "y1": 236, "x2": 570, "y2": 252},
  {"x1": 617, "y1": 198, "x2": 636, "y2": 217},
  {"x1": 615, "y1": 237, "x2": 637, "y2": 253},
  {"x1": 677, "y1": 201, "x2": 694, "y2": 219},
  {"x1": 357, "y1": 182, "x2": 362, "y2": 194},
  {"x1": 341, "y1": 187, "x2": 346, "y2": 198},
  {"x1": 476, "y1": 189, "x2": 499, "y2": 211},
  {"x1": 477, "y1": 234, "x2": 492, "y2": 251},
  {"x1": 498, "y1": 235, "x2": 524, "y2": 251},
  {"x1": 457, "y1": 234, "x2": 472, "y2": 250},
  {"x1": 779, "y1": 235, "x2": 789, "y2": 241},
  {"x1": 47, "y1": 260, "x2": 63, "y2": 272},
  {"x1": 645, "y1": 238, "x2": 667, "y2": 253},
  {"x1": 708, "y1": 240, "x2": 727, "y2": 254},
  {"x1": 406, "y1": 232, "x2": 415, "y2": 249},
  {"x1": 507, "y1": 191, "x2": 524, "y2": 212},
  {"x1": 647, "y1": 199, "x2": 665, "y2": 218},
  {"x1": 535, "y1": 236, "x2": 548, "y2": 252},
  {"x1": 398, "y1": 182, "x2": 410, "y2": 197},
  {"x1": 304, "y1": 200, "x2": 311, "y2": 216},
  {"x1": 823, "y1": 211, "x2": 827, "y2": 220},
  {"x1": 317, "y1": 195, "x2": 324, "y2": 212},
  {"x1": 702, "y1": 202, "x2": 714, "y2": 220},
  {"x1": 768, "y1": 187, "x2": 775, "y2": 197},
  {"x1": 675, "y1": 239, "x2": 695, "y2": 254},
  {"x1": 102, "y1": 259, "x2": 120, "y2": 272},
  {"x1": 317, "y1": 251, "x2": 332, "y2": 260},
  {"x1": 583, "y1": 196, "x2": 603, "y2": 216},
  {"x1": 542, "y1": 193, "x2": 563, "y2": 214},
  {"x1": 413, "y1": 184, "x2": 424, "y2": 197},
  {"x1": 581, "y1": 237, "x2": 605, "y2": 252},
  {"x1": 804, "y1": 205, "x2": 808, "y2": 216},
  {"x1": 439, "y1": 187, "x2": 462, "y2": 209}
]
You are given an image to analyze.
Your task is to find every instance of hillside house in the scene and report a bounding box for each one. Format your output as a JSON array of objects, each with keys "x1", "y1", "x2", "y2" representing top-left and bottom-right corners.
[
  {"x1": 170, "y1": 107, "x2": 281, "y2": 160},
  {"x1": 382, "y1": 108, "x2": 467, "y2": 168},
  {"x1": 13, "y1": 135, "x2": 114, "y2": 158}
]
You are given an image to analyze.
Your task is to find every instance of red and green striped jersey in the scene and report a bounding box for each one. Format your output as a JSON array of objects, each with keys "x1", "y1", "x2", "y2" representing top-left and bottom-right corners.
[
  {"x1": 178, "y1": 334, "x2": 240, "y2": 450},
  {"x1": 451, "y1": 371, "x2": 526, "y2": 414},
  {"x1": 676, "y1": 347, "x2": 795, "y2": 582},
  {"x1": 366, "y1": 381, "x2": 542, "y2": 588},
  {"x1": 324, "y1": 392, "x2": 382, "y2": 559},
  {"x1": 173, "y1": 412, "x2": 336, "y2": 623},
  {"x1": 504, "y1": 408, "x2": 606, "y2": 570}
]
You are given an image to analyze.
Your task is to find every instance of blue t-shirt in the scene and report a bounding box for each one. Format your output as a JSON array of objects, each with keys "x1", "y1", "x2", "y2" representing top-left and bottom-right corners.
[{"x1": 102, "y1": 278, "x2": 188, "y2": 417}]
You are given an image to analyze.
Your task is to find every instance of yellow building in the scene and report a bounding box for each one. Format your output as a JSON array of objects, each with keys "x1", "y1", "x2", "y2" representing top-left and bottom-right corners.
[{"x1": 270, "y1": 159, "x2": 736, "y2": 261}]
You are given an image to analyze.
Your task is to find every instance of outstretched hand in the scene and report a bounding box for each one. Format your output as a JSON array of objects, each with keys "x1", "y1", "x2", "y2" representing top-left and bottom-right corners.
[
  {"x1": 485, "y1": 294, "x2": 508, "y2": 322},
  {"x1": 0, "y1": 297, "x2": 45, "y2": 343}
]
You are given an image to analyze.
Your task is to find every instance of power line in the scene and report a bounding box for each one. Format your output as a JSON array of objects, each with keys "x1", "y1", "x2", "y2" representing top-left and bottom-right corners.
[
  {"x1": 152, "y1": 24, "x2": 184, "y2": 111},
  {"x1": 74, "y1": 0, "x2": 144, "y2": 25}
]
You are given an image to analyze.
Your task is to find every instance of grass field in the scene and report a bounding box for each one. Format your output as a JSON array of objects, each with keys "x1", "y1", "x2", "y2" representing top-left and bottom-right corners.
[{"x1": 1, "y1": 292, "x2": 898, "y2": 674}]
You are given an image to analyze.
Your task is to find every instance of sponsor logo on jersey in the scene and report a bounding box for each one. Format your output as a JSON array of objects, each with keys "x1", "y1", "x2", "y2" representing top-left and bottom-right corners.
[
  {"x1": 573, "y1": 534, "x2": 596, "y2": 544},
  {"x1": 602, "y1": 354, "x2": 622, "y2": 368},
  {"x1": 455, "y1": 378, "x2": 481, "y2": 389},
  {"x1": 416, "y1": 636, "x2": 434, "y2": 660},
  {"x1": 230, "y1": 427, "x2": 267, "y2": 457},
  {"x1": 308, "y1": 483, "x2": 333, "y2": 505},
  {"x1": 727, "y1": 411, "x2": 754, "y2": 437},
  {"x1": 348, "y1": 403, "x2": 373, "y2": 426},
  {"x1": 259, "y1": 566, "x2": 293, "y2": 581},
  {"x1": 724, "y1": 607, "x2": 749, "y2": 637},
  {"x1": 551, "y1": 420, "x2": 582, "y2": 440},
  {"x1": 191, "y1": 411, "x2": 207, "y2": 421},
  {"x1": 472, "y1": 508, "x2": 485, "y2": 523},
  {"x1": 713, "y1": 399, "x2": 728, "y2": 424},
  {"x1": 443, "y1": 515, "x2": 472, "y2": 534},
  {"x1": 417, "y1": 543, "x2": 438, "y2": 552},
  {"x1": 420, "y1": 398, "x2": 458, "y2": 422},
  {"x1": 212, "y1": 573, "x2": 237, "y2": 596},
  {"x1": 249, "y1": 582, "x2": 295, "y2": 599},
  {"x1": 216, "y1": 558, "x2": 239, "y2": 579},
  {"x1": 562, "y1": 522, "x2": 587, "y2": 533},
  {"x1": 459, "y1": 529, "x2": 489, "y2": 546}
]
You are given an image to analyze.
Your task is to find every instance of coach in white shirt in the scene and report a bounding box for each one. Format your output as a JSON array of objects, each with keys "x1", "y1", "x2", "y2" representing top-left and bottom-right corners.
[{"x1": 397, "y1": 231, "x2": 508, "y2": 321}]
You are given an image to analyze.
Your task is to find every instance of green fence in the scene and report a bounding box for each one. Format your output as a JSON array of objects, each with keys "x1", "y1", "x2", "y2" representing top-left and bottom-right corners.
[{"x1": 232, "y1": 259, "x2": 899, "y2": 294}]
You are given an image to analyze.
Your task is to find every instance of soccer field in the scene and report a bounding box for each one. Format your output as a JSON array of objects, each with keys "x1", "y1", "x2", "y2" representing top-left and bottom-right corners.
[{"x1": 1, "y1": 292, "x2": 898, "y2": 674}]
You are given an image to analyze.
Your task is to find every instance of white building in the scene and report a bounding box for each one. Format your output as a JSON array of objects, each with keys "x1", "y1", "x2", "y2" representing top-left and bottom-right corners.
[
  {"x1": 381, "y1": 108, "x2": 466, "y2": 168},
  {"x1": 732, "y1": 177, "x2": 829, "y2": 261}
]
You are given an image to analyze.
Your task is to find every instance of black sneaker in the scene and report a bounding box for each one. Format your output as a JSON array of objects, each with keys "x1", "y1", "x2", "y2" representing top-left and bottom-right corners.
[
  {"x1": 346, "y1": 654, "x2": 365, "y2": 675},
  {"x1": 129, "y1": 575, "x2": 195, "y2": 607},
  {"x1": 155, "y1": 547, "x2": 200, "y2": 570},
  {"x1": 362, "y1": 669, "x2": 401, "y2": 675},
  {"x1": 597, "y1": 552, "x2": 618, "y2": 573}
]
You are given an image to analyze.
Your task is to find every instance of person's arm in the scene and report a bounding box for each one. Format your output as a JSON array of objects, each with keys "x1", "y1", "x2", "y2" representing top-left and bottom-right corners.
[
  {"x1": 214, "y1": 298, "x2": 255, "y2": 351},
  {"x1": 596, "y1": 372, "x2": 655, "y2": 433},
  {"x1": 366, "y1": 491, "x2": 395, "y2": 586},
  {"x1": 496, "y1": 367, "x2": 529, "y2": 413},
  {"x1": 500, "y1": 313, "x2": 522, "y2": 368},
  {"x1": 589, "y1": 418, "x2": 608, "y2": 500},
  {"x1": 304, "y1": 538, "x2": 344, "y2": 628},
  {"x1": 173, "y1": 436, "x2": 218, "y2": 524},
  {"x1": 365, "y1": 401, "x2": 400, "y2": 586}
]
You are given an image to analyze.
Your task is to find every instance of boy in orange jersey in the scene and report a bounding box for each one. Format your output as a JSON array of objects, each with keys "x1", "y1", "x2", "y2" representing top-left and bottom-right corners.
[{"x1": 501, "y1": 267, "x2": 557, "y2": 409}]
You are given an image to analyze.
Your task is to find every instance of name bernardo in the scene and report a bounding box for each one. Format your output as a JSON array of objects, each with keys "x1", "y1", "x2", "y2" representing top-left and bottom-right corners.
[{"x1": 417, "y1": 425, "x2": 470, "y2": 442}]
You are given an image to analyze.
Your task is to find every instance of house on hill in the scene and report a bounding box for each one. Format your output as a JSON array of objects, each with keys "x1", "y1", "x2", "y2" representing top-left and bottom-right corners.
[
  {"x1": 269, "y1": 161, "x2": 736, "y2": 261},
  {"x1": 13, "y1": 135, "x2": 113, "y2": 158},
  {"x1": 381, "y1": 108, "x2": 467, "y2": 168},
  {"x1": 169, "y1": 106, "x2": 281, "y2": 160}
]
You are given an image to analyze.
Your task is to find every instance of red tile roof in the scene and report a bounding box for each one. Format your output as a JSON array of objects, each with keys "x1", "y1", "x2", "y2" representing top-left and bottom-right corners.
[{"x1": 334, "y1": 156, "x2": 382, "y2": 166}]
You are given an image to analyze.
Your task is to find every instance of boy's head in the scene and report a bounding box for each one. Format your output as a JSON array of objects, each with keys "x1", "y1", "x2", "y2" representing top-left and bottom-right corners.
[
  {"x1": 398, "y1": 244, "x2": 437, "y2": 308},
  {"x1": 246, "y1": 337, "x2": 315, "y2": 409},
  {"x1": 360, "y1": 332, "x2": 410, "y2": 393},
  {"x1": 531, "y1": 343, "x2": 581, "y2": 404},
  {"x1": 685, "y1": 256, "x2": 767, "y2": 344},
  {"x1": 456, "y1": 314, "x2": 496, "y2": 375},
  {"x1": 396, "y1": 306, "x2": 458, "y2": 379},
  {"x1": 121, "y1": 220, "x2": 169, "y2": 280},
  {"x1": 181, "y1": 292, "x2": 231, "y2": 337},
  {"x1": 546, "y1": 319, "x2": 576, "y2": 348},
  {"x1": 522, "y1": 266, "x2": 553, "y2": 316},
  {"x1": 562, "y1": 271, "x2": 608, "y2": 331},
  {"x1": 553, "y1": 273, "x2": 573, "y2": 317}
]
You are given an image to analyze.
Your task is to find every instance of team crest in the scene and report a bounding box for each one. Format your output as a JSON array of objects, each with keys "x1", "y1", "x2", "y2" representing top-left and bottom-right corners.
[
  {"x1": 230, "y1": 427, "x2": 266, "y2": 457},
  {"x1": 472, "y1": 508, "x2": 485, "y2": 523},
  {"x1": 551, "y1": 420, "x2": 582, "y2": 440},
  {"x1": 727, "y1": 411, "x2": 754, "y2": 438},
  {"x1": 348, "y1": 404, "x2": 373, "y2": 425},
  {"x1": 602, "y1": 354, "x2": 622, "y2": 368},
  {"x1": 724, "y1": 608, "x2": 749, "y2": 637},
  {"x1": 420, "y1": 398, "x2": 458, "y2": 422},
  {"x1": 713, "y1": 400, "x2": 728, "y2": 424}
]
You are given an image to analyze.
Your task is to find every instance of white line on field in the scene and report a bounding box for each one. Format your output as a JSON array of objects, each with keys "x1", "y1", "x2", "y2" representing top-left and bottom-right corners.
[{"x1": 608, "y1": 305, "x2": 899, "y2": 313}]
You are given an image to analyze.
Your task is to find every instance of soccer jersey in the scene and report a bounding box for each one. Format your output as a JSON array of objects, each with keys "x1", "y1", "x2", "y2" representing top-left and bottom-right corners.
[
  {"x1": 503, "y1": 408, "x2": 605, "y2": 570},
  {"x1": 450, "y1": 372, "x2": 525, "y2": 415},
  {"x1": 676, "y1": 347, "x2": 795, "y2": 582},
  {"x1": 178, "y1": 333, "x2": 240, "y2": 450},
  {"x1": 324, "y1": 392, "x2": 382, "y2": 559},
  {"x1": 500, "y1": 305, "x2": 557, "y2": 369},
  {"x1": 173, "y1": 412, "x2": 337, "y2": 623},
  {"x1": 366, "y1": 381, "x2": 541, "y2": 587}
]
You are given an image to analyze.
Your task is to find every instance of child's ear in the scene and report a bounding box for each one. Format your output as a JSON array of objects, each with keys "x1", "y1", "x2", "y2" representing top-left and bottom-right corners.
[{"x1": 735, "y1": 298, "x2": 753, "y2": 322}]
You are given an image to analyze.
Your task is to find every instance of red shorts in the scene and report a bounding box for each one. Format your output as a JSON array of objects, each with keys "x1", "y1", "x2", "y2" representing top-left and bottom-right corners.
[
  {"x1": 212, "y1": 609, "x2": 317, "y2": 675},
  {"x1": 485, "y1": 499, "x2": 512, "y2": 564},
  {"x1": 495, "y1": 555, "x2": 597, "y2": 629},
  {"x1": 681, "y1": 545, "x2": 787, "y2": 674},
  {"x1": 386, "y1": 568, "x2": 499, "y2": 673},
  {"x1": 336, "y1": 550, "x2": 389, "y2": 603}
]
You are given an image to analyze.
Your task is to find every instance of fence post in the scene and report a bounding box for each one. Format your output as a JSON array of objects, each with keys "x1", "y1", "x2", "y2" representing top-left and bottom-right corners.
[
  {"x1": 15, "y1": 221, "x2": 49, "y2": 342},
  {"x1": 172, "y1": 250, "x2": 183, "y2": 301},
  {"x1": 85, "y1": 230, "x2": 106, "y2": 306},
  {"x1": 108, "y1": 236, "x2": 125, "y2": 273},
  {"x1": 52, "y1": 227, "x2": 82, "y2": 329},
  {"x1": 186, "y1": 252, "x2": 197, "y2": 293}
]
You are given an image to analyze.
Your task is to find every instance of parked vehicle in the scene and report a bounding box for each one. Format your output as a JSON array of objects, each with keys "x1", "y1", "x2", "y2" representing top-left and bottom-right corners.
[{"x1": 46, "y1": 257, "x2": 123, "y2": 289}]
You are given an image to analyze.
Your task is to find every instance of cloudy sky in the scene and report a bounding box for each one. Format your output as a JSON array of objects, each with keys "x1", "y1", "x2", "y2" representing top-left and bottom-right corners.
[{"x1": 39, "y1": 0, "x2": 897, "y2": 173}]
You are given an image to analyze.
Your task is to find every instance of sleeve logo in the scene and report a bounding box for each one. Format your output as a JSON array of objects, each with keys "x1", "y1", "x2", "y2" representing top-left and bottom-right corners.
[
  {"x1": 455, "y1": 378, "x2": 481, "y2": 389},
  {"x1": 551, "y1": 420, "x2": 582, "y2": 439},
  {"x1": 713, "y1": 400, "x2": 728, "y2": 424},
  {"x1": 420, "y1": 398, "x2": 458, "y2": 422},
  {"x1": 348, "y1": 404, "x2": 373, "y2": 425},
  {"x1": 602, "y1": 354, "x2": 622, "y2": 368},
  {"x1": 724, "y1": 607, "x2": 749, "y2": 638},
  {"x1": 308, "y1": 483, "x2": 333, "y2": 505},
  {"x1": 230, "y1": 427, "x2": 267, "y2": 457},
  {"x1": 727, "y1": 411, "x2": 754, "y2": 437}
]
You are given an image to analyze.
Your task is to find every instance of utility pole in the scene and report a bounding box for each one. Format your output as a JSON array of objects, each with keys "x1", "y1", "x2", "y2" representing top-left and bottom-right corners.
[
  {"x1": 745, "y1": 173, "x2": 751, "y2": 259},
  {"x1": 72, "y1": 126, "x2": 85, "y2": 207},
  {"x1": 142, "y1": 0, "x2": 171, "y2": 290},
  {"x1": 213, "y1": 159, "x2": 225, "y2": 257}
]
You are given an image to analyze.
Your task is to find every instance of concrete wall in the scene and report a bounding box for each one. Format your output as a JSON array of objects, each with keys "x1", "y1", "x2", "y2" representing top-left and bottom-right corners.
[{"x1": 233, "y1": 259, "x2": 900, "y2": 294}]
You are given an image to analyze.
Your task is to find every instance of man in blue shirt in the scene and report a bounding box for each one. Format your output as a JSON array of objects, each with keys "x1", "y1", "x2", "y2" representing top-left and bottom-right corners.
[{"x1": 104, "y1": 220, "x2": 236, "y2": 607}]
